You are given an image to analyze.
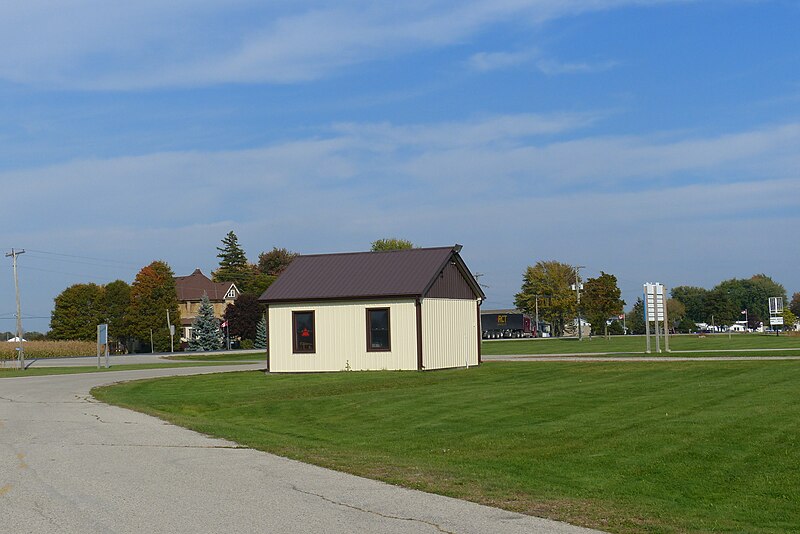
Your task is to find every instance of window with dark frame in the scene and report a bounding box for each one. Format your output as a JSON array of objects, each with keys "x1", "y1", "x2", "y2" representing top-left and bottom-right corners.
[
  {"x1": 367, "y1": 308, "x2": 391, "y2": 351},
  {"x1": 293, "y1": 311, "x2": 315, "y2": 353}
]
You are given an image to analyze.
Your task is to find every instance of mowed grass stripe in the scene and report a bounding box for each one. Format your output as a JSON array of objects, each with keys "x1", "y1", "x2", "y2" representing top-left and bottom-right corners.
[
  {"x1": 92, "y1": 362, "x2": 800, "y2": 533},
  {"x1": 482, "y1": 333, "x2": 800, "y2": 355}
]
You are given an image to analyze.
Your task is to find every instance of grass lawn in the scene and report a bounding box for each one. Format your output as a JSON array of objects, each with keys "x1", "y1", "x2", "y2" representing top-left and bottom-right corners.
[
  {"x1": 166, "y1": 352, "x2": 266, "y2": 362},
  {"x1": 482, "y1": 333, "x2": 800, "y2": 356},
  {"x1": 0, "y1": 361, "x2": 253, "y2": 378},
  {"x1": 92, "y1": 361, "x2": 800, "y2": 533}
]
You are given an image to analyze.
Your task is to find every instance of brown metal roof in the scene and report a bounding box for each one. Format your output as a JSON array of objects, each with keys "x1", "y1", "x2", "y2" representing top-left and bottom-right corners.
[
  {"x1": 175, "y1": 269, "x2": 237, "y2": 301},
  {"x1": 259, "y1": 246, "x2": 484, "y2": 303}
]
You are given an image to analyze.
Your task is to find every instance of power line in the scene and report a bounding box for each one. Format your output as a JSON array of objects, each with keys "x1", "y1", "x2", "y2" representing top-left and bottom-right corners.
[{"x1": 24, "y1": 249, "x2": 141, "y2": 267}]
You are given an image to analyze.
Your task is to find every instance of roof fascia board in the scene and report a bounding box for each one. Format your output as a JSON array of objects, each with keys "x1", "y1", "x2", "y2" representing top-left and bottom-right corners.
[{"x1": 260, "y1": 294, "x2": 420, "y2": 304}]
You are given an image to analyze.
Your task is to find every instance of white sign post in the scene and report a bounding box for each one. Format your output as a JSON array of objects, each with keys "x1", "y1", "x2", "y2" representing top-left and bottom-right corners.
[
  {"x1": 768, "y1": 297, "x2": 784, "y2": 335},
  {"x1": 644, "y1": 283, "x2": 670, "y2": 353},
  {"x1": 97, "y1": 324, "x2": 109, "y2": 369}
]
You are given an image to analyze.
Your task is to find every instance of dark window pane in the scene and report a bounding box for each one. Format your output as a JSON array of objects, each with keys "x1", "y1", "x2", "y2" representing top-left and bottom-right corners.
[
  {"x1": 368, "y1": 309, "x2": 390, "y2": 350},
  {"x1": 293, "y1": 311, "x2": 315, "y2": 353}
]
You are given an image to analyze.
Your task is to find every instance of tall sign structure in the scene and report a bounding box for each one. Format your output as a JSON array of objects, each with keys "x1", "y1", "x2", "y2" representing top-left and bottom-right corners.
[
  {"x1": 768, "y1": 297, "x2": 784, "y2": 335},
  {"x1": 644, "y1": 282, "x2": 670, "y2": 353}
]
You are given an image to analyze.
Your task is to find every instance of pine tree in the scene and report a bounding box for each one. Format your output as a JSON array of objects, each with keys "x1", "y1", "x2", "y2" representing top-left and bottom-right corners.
[
  {"x1": 254, "y1": 316, "x2": 267, "y2": 349},
  {"x1": 213, "y1": 231, "x2": 249, "y2": 285},
  {"x1": 188, "y1": 294, "x2": 223, "y2": 351}
]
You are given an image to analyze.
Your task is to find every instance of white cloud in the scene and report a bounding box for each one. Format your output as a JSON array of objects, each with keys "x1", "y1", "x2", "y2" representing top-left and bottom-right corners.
[
  {"x1": 469, "y1": 48, "x2": 618, "y2": 75},
  {"x1": 535, "y1": 58, "x2": 619, "y2": 75},
  {"x1": 0, "y1": 0, "x2": 683, "y2": 89},
  {"x1": 469, "y1": 49, "x2": 539, "y2": 72}
]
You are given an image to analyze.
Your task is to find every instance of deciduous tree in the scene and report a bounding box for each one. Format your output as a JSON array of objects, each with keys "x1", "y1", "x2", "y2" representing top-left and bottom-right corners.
[
  {"x1": 667, "y1": 298, "x2": 686, "y2": 332},
  {"x1": 514, "y1": 261, "x2": 577, "y2": 337},
  {"x1": 104, "y1": 279, "x2": 130, "y2": 345},
  {"x1": 582, "y1": 272, "x2": 624, "y2": 338},
  {"x1": 126, "y1": 261, "x2": 181, "y2": 352},
  {"x1": 223, "y1": 294, "x2": 263, "y2": 341},
  {"x1": 257, "y1": 247, "x2": 298, "y2": 276},
  {"x1": 371, "y1": 238, "x2": 413, "y2": 251},
  {"x1": 50, "y1": 283, "x2": 106, "y2": 341},
  {"x1": 670, "y1": 286, "x2": 708, "y2": 322},
  {"x1": 790, "y1": 293, "x2": 800, "y2": 317}
]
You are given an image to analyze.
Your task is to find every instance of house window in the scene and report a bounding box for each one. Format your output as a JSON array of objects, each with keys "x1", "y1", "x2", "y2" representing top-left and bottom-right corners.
[
  {"x1": 226, "y1": 287, "x2": 237, "y2": 299},
  {"x1": 293, "y1": 311, "x2": 315, "y2": 353},
  {"x1": 367, "y1": 308, "x2": 391, "y2": 351}
]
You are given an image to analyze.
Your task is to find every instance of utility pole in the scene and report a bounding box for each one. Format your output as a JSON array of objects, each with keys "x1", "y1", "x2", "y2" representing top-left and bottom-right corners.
[
  {"x1": 572, "y1": 266, "x2": 585, "y2": 341},
  {"x1": 166, "y1": 309, "x2": 174, "y2": 353},
  {"x1": 6, "y1": 249, "x2": 25, "y2": 370}
]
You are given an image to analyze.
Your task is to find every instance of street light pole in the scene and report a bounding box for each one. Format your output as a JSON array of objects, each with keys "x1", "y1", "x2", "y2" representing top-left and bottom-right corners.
[{"x1": 573, "y1": 266, "x2": 585, "y2": 341}]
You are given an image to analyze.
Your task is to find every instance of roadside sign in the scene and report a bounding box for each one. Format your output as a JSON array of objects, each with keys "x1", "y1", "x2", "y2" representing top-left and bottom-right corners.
[
  {"x1": 769, "y1": 297, "x2": 783, "y2": 314},
  {"x1": 770, "y1": 316, "x2": 784, "y2": 326},
  {"x1": 644, "y1": 283, "x2": 665, "y2": 321}
]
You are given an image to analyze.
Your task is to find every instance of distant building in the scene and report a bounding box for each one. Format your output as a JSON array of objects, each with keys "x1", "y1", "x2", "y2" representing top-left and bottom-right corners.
[
  {"x1": 259, "y1": 245, "x2": 484, "y2": 372},
  {"x1": 175, "y1": 269, "x2": 240, "y2": 341}
]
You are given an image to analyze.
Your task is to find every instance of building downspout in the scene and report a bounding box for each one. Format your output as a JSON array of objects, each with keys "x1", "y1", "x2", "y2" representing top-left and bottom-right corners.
[
  {"x1": 415, "y1": 298, "x2": 424, "y2": 370},
  {"x1": 476, "y1": 299, "x2": 482, "y2": 365}
]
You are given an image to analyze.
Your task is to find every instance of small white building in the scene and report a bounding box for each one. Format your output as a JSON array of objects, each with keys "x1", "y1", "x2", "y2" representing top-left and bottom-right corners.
[{"x1": 259, "y1": 245, "x2": 485, "y2": 372}]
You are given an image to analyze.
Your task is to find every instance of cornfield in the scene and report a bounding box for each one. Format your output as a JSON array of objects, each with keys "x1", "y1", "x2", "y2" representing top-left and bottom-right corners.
[{"x1": 0, "y1": 340, "x2": 96, "y2": 360}]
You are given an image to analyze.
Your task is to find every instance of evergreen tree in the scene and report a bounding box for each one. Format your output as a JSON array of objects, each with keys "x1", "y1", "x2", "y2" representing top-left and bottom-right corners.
[
  {"x1": 254, "y1": 315, "x2": 267, "y2": 349},
  {"x1": 189, "y1": 294, "x2": 223, "y2": 351},
  {"x1": 625, "y1": 297, "x2": 646, "y2": 335},
  {"x1": 213, "y1": 231, "x2": 250, "y2": 286}
]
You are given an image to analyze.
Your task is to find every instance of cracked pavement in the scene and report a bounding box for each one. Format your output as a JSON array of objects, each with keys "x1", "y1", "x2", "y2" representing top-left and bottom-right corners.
[{"x1": 1, "y1": 365, "x2": 601, "y2": 533}]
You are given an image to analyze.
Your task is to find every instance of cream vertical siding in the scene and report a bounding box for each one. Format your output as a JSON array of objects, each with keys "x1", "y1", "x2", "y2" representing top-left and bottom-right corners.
[
  {"x1": 268, "y1": 299, "x2": 418, "y2": 372},
  {"x1": 421, "y1": 298, "x2": 479, "y2": 370}
]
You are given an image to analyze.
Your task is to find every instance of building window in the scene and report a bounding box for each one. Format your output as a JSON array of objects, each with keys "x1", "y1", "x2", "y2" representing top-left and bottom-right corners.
[
  {"x1": 293, "y1": 311, "x2": 315, "y2": 353},
  {"x1": 367, "y1": 308, "x2": 391, "y2": 351},
  {"x1": 226, "y1": 287, "x2": 237, "y2": 299}
]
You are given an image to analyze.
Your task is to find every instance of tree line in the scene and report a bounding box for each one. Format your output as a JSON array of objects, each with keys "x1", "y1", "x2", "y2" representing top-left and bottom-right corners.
[
  {"x1": 514, "y1": 262, "x2": 797, "y2": 336},
  {"x1": 47, "y1": 233, "x2": 412, "y2": 351},
  {"x1": 514, "y1": 261, "x2": 624, "y2": 338}
]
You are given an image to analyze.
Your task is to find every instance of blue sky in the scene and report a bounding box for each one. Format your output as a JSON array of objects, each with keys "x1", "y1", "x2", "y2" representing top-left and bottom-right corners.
[{"x1": 1, "y1": 1, "x2": 798, "y2": 333}]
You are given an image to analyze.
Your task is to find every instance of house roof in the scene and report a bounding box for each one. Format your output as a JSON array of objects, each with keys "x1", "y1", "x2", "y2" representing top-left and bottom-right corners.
[
  {"x1": 259, "y1": 245, "x2": 485, "y2": 303},
  {"x1": 175, "y1": 269, "x2": 238, "y2": 301}
]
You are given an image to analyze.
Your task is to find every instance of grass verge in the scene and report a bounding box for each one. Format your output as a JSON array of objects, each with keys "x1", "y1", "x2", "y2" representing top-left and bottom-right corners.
[
  {"x1": 92, "y1": 361, "x2": 800, "y2": 533},
  {"x1": 165, "y1": 352, "x2": 265, "y2": 362},
  {"x1": 0, "y1": 361, "x2": 254, "y2": 378},
  {"x1": 482, "y1": 333, "x2": 800, "y2": 355}
]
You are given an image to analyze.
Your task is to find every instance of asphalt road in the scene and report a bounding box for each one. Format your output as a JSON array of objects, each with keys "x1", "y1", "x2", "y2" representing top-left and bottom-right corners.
[{"x1": 1, "y1": 365, "x2": 601, "y2": 534}]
